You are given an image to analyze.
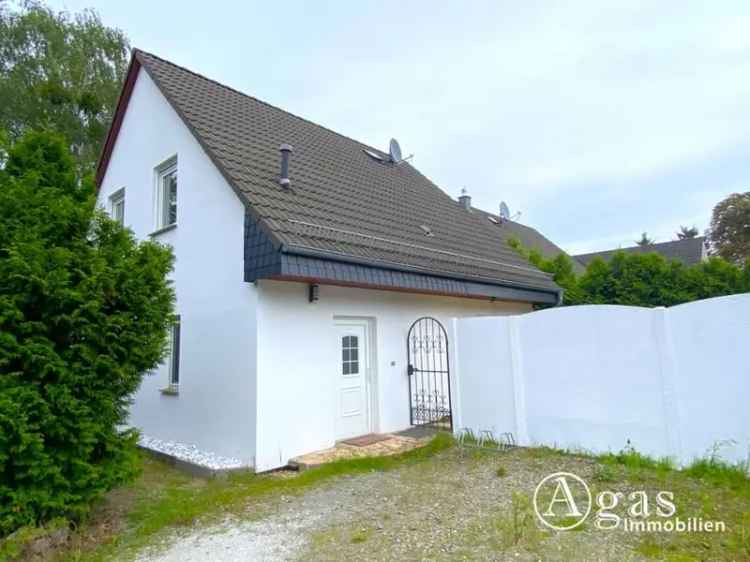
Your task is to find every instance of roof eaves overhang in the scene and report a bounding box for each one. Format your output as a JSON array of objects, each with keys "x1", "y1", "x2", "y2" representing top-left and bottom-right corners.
[{"x1": 272, "y1": 245, "x2": 562, "y2": 306}]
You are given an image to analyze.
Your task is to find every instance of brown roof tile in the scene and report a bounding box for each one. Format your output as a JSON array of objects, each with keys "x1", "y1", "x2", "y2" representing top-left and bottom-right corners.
[
  {"x1": 127, "y1": 50, "x2": 559, "y2": 294},
  {"x1": 472, "y1": 207, "x2": 585, "y2": 274},
  {"x1": 575, "y1": 237, "x2": 706, "y2": 266}
]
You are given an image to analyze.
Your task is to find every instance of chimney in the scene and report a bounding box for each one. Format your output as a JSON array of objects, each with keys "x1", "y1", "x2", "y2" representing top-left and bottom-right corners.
[
  {"x1": 458, "y1": 188, "x2": 471, "y2": 210},
  {"x1": 279, "y1": 144, "x2": 293, "y2": 187}
]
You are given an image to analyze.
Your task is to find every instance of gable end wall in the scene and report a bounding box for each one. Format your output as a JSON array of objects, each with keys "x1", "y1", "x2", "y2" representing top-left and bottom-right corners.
[{"x1": 95, "y1": 68, "x2": 258, "y2": 465}]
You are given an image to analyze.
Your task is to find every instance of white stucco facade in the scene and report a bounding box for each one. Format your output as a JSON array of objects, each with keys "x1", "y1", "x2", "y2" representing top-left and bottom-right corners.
[
  {"x1": 97, "y1": 66, "x2": 533, "y2": 471},
  {"x1": 96, "y1": 68, "x2": 258, "y2": 464},
  {"x1": 254, "y1": 281, "x2": 529, "y2": 471}
]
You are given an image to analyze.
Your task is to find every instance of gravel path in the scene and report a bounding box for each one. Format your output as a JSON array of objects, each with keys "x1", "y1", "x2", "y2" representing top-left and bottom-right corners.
[{"x1": 136, "y1": 448, "x2": 649, "y2": 562}]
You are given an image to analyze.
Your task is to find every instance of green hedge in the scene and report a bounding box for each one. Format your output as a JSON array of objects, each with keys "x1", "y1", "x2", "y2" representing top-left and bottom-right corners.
[
  {"x1": 0, "y1": 132, "x2": 175, "y2": 535},
  {"x1": 508, "y1": 238, "x2": 750, "y2": 307}
]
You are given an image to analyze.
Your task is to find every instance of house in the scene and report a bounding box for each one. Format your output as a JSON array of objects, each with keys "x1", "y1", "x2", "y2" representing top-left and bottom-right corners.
[
  {"x1": 574, "y1": 237, "x2": 708, "y2": 268},
  {"x1": 470, "y1": 204, "x2": 585, "y2": 274},
  {"x1": 95, "y1": 50, "x2": 561, "y2": 471}
]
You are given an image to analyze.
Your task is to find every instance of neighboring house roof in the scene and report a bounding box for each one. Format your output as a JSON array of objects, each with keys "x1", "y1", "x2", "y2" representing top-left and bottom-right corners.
[
  {"x1": 472, "y1": 208, "x2": 585, "y2": 274},
  {"x1": 574, "y1": 237, "x2": 706, "y2": 267},
  {"x1": 97, "y1": 50, "x2": 560, "y2": 304}
]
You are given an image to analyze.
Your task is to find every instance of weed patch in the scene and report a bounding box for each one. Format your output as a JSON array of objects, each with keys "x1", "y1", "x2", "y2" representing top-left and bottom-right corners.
[
  {"x1": 683, "y1": 458, "x2": 750, "y2": 491},
  {"x1": 350, "y1": 528, "x2": 372, "y2": 544},
  {"x1": 485, "y1": 492, "x2": 547, "y2": 553},
  {"x1": 22, "y1": 433, "x2": 454, "y2": 562}
]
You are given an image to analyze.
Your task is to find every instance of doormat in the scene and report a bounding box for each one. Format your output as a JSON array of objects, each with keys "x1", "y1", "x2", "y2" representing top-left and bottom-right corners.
[{"x1": 340, "y1": 433, "x2": 391, "y2": 447}]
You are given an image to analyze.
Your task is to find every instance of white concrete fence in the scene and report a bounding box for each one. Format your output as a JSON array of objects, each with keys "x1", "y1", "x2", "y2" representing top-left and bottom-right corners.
[{"x1": 451, "y1": 294, "x2": 750, "y2": 465}]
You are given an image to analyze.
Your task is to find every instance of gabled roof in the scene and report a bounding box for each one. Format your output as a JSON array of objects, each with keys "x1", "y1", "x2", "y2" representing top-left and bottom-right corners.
[
  {"x1": 97, "y1": 50, "x2": 560, "y2": 301},
  {"x1": 575, "y1": 237, "x2": 706, "y2": 267}
]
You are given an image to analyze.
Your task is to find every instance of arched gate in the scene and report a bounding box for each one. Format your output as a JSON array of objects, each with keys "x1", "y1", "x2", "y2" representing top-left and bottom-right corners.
[{"x1": 406, "y1": 317, "x2": 452, "y2": 430}]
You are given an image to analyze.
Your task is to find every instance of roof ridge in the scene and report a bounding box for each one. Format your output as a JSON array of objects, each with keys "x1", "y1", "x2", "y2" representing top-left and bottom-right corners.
[
  {"x1": 133, "y1": 48, "x2": 390, "y2": 158},
  {"x1": 575, "y1": 236, "x2": 705, "y2": 257},
  {"x1": 472, "y1": 206, "x2": 526, "y2": 228}
]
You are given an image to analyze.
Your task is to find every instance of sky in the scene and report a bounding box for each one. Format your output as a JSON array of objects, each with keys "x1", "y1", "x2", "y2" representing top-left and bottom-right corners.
[{"x1": 47, "y1": 0, "x2": 750, "y2": 253}]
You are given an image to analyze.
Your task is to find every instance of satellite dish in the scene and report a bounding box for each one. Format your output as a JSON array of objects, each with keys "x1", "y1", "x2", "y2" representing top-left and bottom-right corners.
[
  {"x1": 389, "y1": 138, "x2": 402, "y2": 163},
  {"x1": 499, "y1": 201, "x2": 511, "y2": 220}
]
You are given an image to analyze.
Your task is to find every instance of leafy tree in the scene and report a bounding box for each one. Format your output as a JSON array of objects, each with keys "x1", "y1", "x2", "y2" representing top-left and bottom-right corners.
[
  {"x1": 635, "y1": 232, "x2": 654, "y2": 246},
  {"x1": 587, "y1": 252, "x2": 689, "y2": 306},
  {"x1": 0, "y1": 1, "x2": 130, "y2": 172},
  {"x1": 0, "y1": 131, "x2": 174, "y2": 535},
  {"x1": 507, "y1": 238, "x2": 584, "y2": 304},
  {"x1": 508, "y1": 239, "x2": 749, "y2": 307},
  {"x1": 676, "y1": 225, "x2": 699, "y2": 239},
  {"x1": 681, "y1": 257, "x2": 750, "y2": 301},
  {"x1": 708, "y1": 192, "x2": 750, "y2": 265}
]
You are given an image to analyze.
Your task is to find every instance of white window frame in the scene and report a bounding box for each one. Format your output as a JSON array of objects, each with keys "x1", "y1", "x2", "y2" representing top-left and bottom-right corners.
[
  {"x1": 154, "y1": 155, "x2": 178, "y2": 232},
  {"x1": 167, "y1": 315, "x2": 181, "y2": 388},
  {"x1": 110, "y1": 188, "x2": 125, "y2": 225}
]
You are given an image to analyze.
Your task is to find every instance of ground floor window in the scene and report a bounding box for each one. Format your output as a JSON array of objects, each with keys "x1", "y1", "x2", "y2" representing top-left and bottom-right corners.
[{"x1": 168, "y1": 315, "x2": 181, "y2": 386}]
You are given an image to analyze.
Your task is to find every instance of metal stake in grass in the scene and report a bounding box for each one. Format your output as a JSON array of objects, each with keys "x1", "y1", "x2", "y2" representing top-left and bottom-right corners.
[{"x1": 457, "y1": 428, "x2": 517, "y2": 453}]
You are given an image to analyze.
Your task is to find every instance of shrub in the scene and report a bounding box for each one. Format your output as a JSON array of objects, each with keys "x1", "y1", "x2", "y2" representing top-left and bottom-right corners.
[
  {"x1": 0, "y1": 132, "x2": 174, "y2": 535},
  {"x1": 508, "y1": 237, "x2": 750, "y2": 307}
]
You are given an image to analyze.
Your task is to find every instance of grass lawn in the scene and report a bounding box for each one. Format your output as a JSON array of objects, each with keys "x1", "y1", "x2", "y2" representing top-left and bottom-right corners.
[
  {"x1": 2, "y1": 435, "x2": 748, "y2": 562},
  {"x1": 1, "y1": 435, "x2": 454, "y2": 562}
]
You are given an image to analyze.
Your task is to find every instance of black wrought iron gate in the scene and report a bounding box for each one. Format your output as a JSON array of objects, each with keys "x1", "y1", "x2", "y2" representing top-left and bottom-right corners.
[{"x1": 406, "y1": 317, "x2": 453, "y2": 430}]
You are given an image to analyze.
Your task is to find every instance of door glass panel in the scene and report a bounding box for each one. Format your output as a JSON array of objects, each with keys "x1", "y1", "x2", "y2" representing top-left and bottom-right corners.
[{"x1": 341, "y1": 335, "x2": 359, "y2": 375}]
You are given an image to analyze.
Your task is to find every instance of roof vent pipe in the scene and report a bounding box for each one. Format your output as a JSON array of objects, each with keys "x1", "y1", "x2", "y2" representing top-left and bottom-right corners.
[
  {"x1": 458, "y1": 188, "x2": 471, "y2": 210},
  {"x1": 279, "y1": 144, "x2": 293, "y2": 187}
]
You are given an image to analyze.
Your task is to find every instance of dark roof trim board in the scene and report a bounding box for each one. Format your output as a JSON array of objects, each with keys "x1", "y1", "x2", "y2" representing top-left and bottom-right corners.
[
  {"x1": 95, "y1": 55, "x2": 141, "y2": 187},
  {"x1": 263, "y1": 256, "x2": 559, "y2": 305},
  {"x1": 281, "y1": 250, "x2": 559, "y2": 303},
  {"x1": 99, "y1": 49, "x2": 562, "y2": 305},
  {"x1": 244, "y1": 213, "x2": 558, "y2": 303}
]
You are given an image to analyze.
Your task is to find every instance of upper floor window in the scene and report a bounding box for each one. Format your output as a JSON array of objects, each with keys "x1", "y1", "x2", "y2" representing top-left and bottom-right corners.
[
  {"x1": 110, "y1": 188, "x2": 125, "y2": 225},
  {"x1": 155, "y1": 156, "x2": 177, "y2": 230}
]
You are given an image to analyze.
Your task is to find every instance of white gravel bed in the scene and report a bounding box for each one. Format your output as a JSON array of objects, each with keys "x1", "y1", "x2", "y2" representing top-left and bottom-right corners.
[
  {"x1": 139, "y1": 435, "x2": 250, "y2": 471},
  {"x1": 136, "y1": 515, "x2": 310, "y2": 562}
]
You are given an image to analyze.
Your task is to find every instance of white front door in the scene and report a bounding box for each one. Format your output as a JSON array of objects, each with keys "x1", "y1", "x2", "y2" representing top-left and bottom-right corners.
[{"x1": 335, "y1": 321, "x2": 370, "y2": 439}]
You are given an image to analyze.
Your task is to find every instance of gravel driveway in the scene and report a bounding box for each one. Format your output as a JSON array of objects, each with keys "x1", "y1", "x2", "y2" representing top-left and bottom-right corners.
[{"x1": 136, "y1": 448, "x2": 648, "y2": 562}]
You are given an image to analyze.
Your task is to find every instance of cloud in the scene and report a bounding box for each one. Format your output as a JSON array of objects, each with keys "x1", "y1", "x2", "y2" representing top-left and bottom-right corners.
[{"x1": 49, "y1": 0, "x2": 750, "y2": 253}]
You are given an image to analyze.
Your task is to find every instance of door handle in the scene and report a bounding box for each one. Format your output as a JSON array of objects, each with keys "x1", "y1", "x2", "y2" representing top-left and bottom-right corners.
[{"x1": 407, "y1": 364, "x2": 415, "y2": 376}]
